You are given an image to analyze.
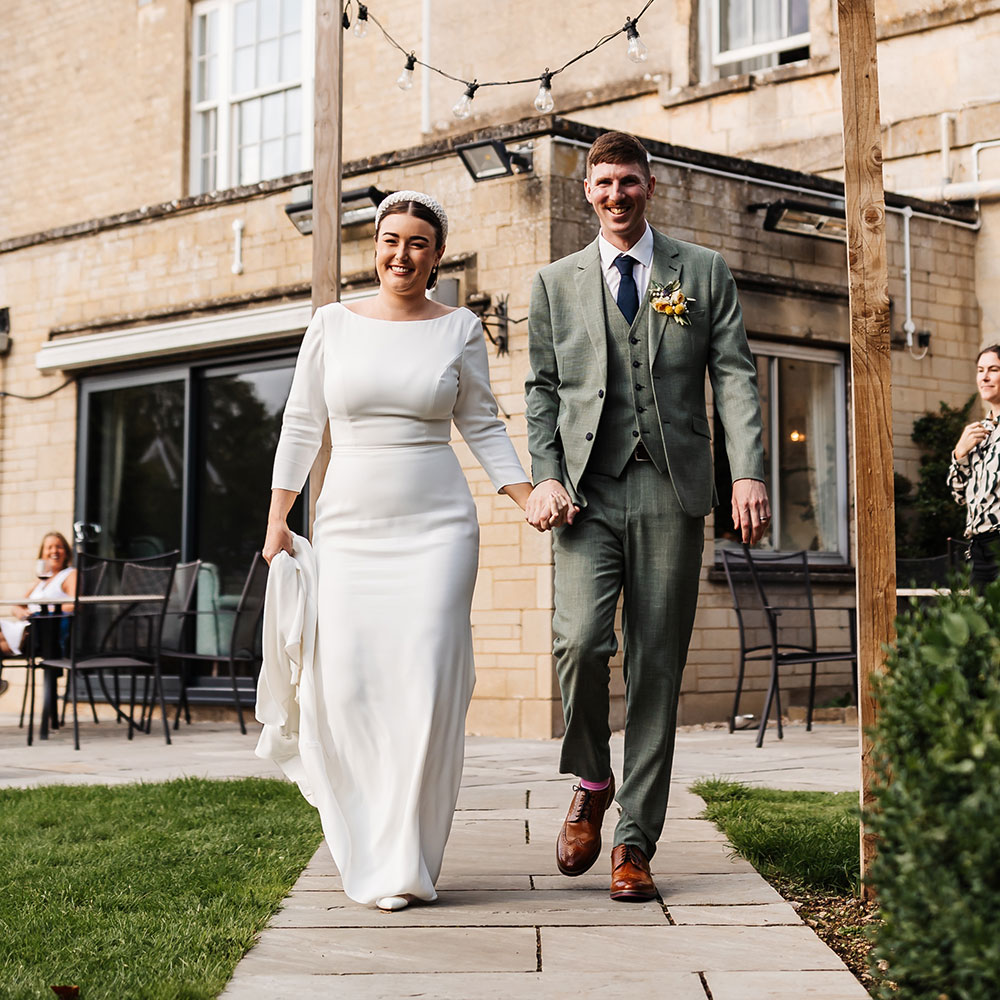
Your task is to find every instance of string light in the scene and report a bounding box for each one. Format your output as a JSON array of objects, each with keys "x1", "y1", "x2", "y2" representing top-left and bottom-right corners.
[
  {"x1": 397, "y1": 52, "x2": 416, "y2": 91},
  {"x1": 452, "y1": 81, "x2": 479, "y2": 120},
  {"x1": 534, "y1": 70, "x2": 555, "y2": 114},
  {"x1": 346, "y1": 1, "x2": 656, "y2": 118},
  {"x1": 623, "y1": 17, "x2": 648, "y2": 63},
  {"x1": 353, "y1": 2, "x2": 368, "y2": 38}
]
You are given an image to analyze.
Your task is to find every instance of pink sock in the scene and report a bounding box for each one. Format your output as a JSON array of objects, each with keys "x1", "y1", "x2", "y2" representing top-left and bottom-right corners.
[{"x1": 579, "y1": 776, "x2": 611, "y2": 791}]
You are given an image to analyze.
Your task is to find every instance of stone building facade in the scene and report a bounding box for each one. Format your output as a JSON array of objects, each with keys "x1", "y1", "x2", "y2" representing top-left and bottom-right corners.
[{"x1": 0, "y1": 0, "x2": 993, "y2": 733}]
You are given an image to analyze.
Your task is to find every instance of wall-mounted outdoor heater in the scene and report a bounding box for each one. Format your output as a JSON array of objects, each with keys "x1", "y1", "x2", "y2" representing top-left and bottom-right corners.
[
  {"x1": 456, "y1": 139, "x2": 533, "y2": 182},
  {"x1": 750, "y1": 198, "x2": 847, "y2": 242},
  {"x1": 284, "y1": 185, "x2": 391, "y2": 235}
]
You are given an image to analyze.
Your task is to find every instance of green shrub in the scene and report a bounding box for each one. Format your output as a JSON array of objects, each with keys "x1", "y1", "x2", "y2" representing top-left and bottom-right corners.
[
  {"x1": 866, "y1": 586, "x2": 1000, "y2": 999},
  {"x1": 895, "y1": 394, "x2": 975, "y2": 558}
]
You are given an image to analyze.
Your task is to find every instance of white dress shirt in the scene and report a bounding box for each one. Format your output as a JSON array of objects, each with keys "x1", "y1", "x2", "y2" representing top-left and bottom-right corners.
[{"x1": 598, "y1": 223, "x2": 654, "y2": 302}]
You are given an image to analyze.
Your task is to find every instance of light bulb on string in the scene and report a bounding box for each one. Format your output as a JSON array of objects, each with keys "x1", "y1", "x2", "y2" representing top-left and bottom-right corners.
[
  {"x1": 397, "y1": 52, "x2": 416, "y2": 91},
  {"x1": 624, "y1": 17, "x2": 648, "y2": 63},
  {"x1": 534, "y1": 70, "x2": 554, "y2": 114},
  {"x1": 452, "y1": 81, "x2": 479, "y2": 120},
  {"x1": 353, "y1": 2, "x2": 368, "y2": 37}
]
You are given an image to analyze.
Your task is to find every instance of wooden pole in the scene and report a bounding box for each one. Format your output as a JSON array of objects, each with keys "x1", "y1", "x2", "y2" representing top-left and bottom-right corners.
[
  {"x1": 313, "y1": 0, "x2": 343, "y2": 309},
  {"x1": 836, "y1": 0, "x2": 895, "y2": 896},
  {"x1": 308, "y1": 0, "x2": 342, "y2": 519}
]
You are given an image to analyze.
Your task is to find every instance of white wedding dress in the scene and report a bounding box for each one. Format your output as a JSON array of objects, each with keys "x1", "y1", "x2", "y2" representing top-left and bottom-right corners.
[{"x1": 269, "y1": 303, "x2": 526, "y2": 904}]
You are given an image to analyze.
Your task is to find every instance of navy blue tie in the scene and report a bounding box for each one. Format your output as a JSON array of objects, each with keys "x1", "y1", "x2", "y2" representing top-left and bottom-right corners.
[{"x1": 613, "y1": 254, "x2": 639, "y2": 326}]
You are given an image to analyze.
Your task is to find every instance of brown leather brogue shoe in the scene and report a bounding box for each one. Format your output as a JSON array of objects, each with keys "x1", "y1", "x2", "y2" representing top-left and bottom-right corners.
[
  {"x1": 555, "y1": 775, "x2": 616, "y2": 876},
  {"x1": 609, "y1": 843, "x2": 657, "y2": 901}
]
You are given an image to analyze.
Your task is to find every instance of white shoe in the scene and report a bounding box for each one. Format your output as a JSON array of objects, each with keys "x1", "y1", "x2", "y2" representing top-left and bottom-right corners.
[{"x1": 376, "y1": 895, "x2": 409, "y2": 911}]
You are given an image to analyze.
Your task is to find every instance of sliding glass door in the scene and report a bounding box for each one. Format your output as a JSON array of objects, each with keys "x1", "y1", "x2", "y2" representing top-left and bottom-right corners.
[
  {"x1": 83, "y1": 375, "x2": 186, "y2": 558},
  {"x1": 78, "y1": 352, "x2": 306, "y2": 595}
]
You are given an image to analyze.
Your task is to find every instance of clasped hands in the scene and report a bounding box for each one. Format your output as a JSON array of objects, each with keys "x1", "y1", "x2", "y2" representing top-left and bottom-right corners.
[{"x1": 525, "y1": 480, "x2": 577, "y2": 532}]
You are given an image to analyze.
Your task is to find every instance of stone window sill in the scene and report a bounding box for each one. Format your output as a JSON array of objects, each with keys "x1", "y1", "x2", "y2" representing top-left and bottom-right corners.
[{"x1": 659, "y1": 54, "x2": 839, "y2": 110}]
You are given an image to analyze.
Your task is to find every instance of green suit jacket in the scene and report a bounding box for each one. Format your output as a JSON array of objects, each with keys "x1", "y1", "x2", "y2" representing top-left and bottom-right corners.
[{"x1": 525, "y1": 228, "x2": 765, "y2": 516}]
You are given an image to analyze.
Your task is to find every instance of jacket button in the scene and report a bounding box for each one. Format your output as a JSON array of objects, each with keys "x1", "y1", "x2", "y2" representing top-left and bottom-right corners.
[
  {"x1": 635, "y1": 384, "x2": 644, "y2": 391},
  {"x1": 629, "y1": 337, "x2": 639, "y2": 345},
  {"x1": 597, "y1": 389, "x2": 604, "y2": 398},
  {"x1": 632, "y1": 361, "x2": 640, "y2": 368},
  {"x1": 585, "y1": 432, "x2": 594, "y2": 441},
  {"x1": 632, "y1": 430, "x2": 640, "y2": 438}
]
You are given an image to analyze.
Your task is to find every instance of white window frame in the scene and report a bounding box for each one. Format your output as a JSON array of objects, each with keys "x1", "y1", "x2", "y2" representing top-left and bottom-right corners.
[
  {"x1": 707, "y1": 0, "x2": 810, "y2": 76},
  {"x1": 732, "y1": 340, "x2": 849, "y2": 562},
  {"x1": 190, "y1": 0, "x2": 315, "y2": 195}
]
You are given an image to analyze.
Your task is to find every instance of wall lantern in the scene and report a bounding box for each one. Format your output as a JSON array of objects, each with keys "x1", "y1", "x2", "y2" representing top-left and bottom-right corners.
[
  {"x1": 456, "y1": 140, "x2": 533, "y2": 182},
  {"x1": 750, "y1": 198, "x2": 847, "y2": 242},
  {"x1": 0, "y1": 308, "x2": 10, "y2": 357},
  {"x1": 284, "y1": 185, "x2": 391, "y2": 235}
]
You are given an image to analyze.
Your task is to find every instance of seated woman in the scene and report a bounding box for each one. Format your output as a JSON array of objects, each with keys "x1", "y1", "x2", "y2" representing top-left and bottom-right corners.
[{"x1": 0, "y1": 531, "x2": 77, "y2": 659}]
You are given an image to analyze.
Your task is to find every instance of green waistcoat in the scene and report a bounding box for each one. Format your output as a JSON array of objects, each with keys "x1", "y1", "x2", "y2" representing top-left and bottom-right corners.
[{"x1": 586, "y1": 277, "x2": 668, "y2": 478}]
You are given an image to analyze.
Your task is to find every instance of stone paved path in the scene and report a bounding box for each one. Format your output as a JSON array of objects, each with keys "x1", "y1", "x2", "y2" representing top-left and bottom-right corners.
[{"x1": 0, "y1": 710, "x2": 867, "y2": 998}]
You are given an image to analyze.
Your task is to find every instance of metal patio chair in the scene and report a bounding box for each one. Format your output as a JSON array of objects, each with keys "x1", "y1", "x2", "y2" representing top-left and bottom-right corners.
[
  {"x1": 721, "y1": 545, "x2": 857, "y2": 748},
  {"x1": 140, "y1": 559, "x2": 201, "y2": 729},
  {"x1": 165, "y1": 552, "x2": 268, "y2": 734},
  {"x1": 36, "y1": 551, "x2": 178, "y2": 750}
]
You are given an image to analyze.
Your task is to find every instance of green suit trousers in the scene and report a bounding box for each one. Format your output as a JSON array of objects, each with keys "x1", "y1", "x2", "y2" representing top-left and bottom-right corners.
[{"x1": 552, "y1": 460, "x2": 704, "y2": 858}]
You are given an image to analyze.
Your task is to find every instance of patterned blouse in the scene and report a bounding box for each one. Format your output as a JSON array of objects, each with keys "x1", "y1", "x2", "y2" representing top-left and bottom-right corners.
[{"x1": 948, "y1": 419, "x2": 1000, "y2": 537}]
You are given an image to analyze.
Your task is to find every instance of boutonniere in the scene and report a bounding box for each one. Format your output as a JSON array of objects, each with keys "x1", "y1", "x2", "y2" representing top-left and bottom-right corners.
[{"x1": 649, "y1": 279, "x2": 695, "y2": 326}]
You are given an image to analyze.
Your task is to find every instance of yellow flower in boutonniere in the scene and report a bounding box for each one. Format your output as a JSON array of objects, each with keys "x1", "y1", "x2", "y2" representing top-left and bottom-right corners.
[{"x1": 649, "y1": 279, "x2": 695, "y2": 326}]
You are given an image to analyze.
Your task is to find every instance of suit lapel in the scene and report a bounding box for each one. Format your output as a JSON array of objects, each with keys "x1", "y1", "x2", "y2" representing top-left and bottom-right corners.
[
  {"x1": 574, "y1": 239, "x2": 608, "y2": 377},
  {"x1": 647, "y1": 229, "x2": 682, "y2": 363}
]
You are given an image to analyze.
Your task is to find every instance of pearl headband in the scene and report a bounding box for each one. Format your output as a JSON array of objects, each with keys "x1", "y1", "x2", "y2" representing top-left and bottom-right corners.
[{"x1": 375, "y1": 190, "x2": 449, "y2": 243}]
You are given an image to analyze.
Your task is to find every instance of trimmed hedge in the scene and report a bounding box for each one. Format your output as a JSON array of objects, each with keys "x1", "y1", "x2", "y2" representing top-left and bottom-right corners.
[{"x1": 866, "y1": 584, "x2": 1000, "y2": 999}]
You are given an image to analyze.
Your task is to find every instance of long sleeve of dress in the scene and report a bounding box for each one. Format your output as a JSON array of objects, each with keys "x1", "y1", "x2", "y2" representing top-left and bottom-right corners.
[
  {"x1": 272, "y1": 308, "x2": 329, "y2": 493},
  {"x1": 453, "y1": 316, "x2": 528, "y2": 492}
]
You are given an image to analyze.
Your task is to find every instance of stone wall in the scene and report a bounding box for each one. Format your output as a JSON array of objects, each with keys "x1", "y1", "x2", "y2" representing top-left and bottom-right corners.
[{"x1": 0, "y1": 0, "x2": 992, "y2": 732}]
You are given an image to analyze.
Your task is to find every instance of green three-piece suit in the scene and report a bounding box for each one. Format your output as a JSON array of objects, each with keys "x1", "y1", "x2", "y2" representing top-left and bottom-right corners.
[{"x1": 526, "y1": 227, "x2": 765, "y2": 857}]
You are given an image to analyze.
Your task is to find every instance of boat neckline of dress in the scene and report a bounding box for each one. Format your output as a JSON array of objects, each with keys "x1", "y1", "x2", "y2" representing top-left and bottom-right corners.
[{"x1": 337, "y1": 303, "x2": 463, "y2": 325}]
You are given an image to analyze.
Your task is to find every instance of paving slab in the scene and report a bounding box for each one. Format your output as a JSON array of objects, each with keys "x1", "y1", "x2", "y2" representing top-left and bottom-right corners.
[
  {"x1": 706, "y1": 969, "x2": 873, "y2": 999},
  {"x1": 220, "y1": 970, "x2": 708, "y2": 1000},
  {"x1": 668, "y1": 902, "x2": 802, "y2": 925},
  {"x1": 528, "y1": 842, "x2": 756, "y2": 888},
  {"x1": 272, "y1": 888, "x2": 669, "y2": 927},
  {"x1": 541, "y1": 925, "x2": 847, "y2": 973},
  {"x1": 531, "y1": 871, "x2": 786, "y2": 904},
  {"x1": 227, "y1": 926, "x2": 537, "y2": 975}
]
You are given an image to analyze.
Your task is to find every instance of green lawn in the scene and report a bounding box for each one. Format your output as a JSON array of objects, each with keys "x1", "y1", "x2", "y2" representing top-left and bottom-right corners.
[
  {"x1": 0, "y1": 777, "x2": 322, "y2": 1000},
  {"x1": 692, "y1": 777, "x2": 861, "y2": 894}
]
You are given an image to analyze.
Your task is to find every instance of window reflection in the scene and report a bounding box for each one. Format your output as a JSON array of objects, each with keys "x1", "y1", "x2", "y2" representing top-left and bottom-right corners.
[
  {"x1": 196, "y1": 367, "x2": 295, "y2": 598},
  {"x1": 714, "y1": 345, "x2": 846, "y2": 559},
  {"x1": 86, "y1": 380, "x2": 185, "y2": 558}
]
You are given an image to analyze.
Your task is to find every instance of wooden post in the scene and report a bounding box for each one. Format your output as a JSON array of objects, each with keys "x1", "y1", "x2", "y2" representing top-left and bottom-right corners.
[
  {"x1": 312, "y1": 0, "x2": 343, "y2": 308},
  {"x1": 836, "y1": 0, "x2": 895, "y2": 895},
  {"x1": 308, "y1": 0, "x2": 342, "y2": 519}
]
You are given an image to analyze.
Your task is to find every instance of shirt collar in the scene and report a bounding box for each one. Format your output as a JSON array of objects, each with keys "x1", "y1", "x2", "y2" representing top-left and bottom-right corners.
[{"x1": 598, "y1": 222, "x2": 654, "y2": 271}]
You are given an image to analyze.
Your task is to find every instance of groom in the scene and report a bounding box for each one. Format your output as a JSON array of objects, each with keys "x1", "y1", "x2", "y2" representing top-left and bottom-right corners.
[{"x1": 524, "y1": 131, "x2": 769, "y2": 901}]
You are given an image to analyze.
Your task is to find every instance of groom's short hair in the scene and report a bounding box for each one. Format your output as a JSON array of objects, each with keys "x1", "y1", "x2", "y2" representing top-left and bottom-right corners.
[{"x1": 587, "y1": 131, "x2": 651, "y2": 181}]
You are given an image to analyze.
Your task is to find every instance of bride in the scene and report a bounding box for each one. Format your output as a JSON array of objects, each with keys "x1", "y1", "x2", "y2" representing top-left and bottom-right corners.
[{"x1": 262, "y1": 191, "x2": 539, "y2": 911}]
